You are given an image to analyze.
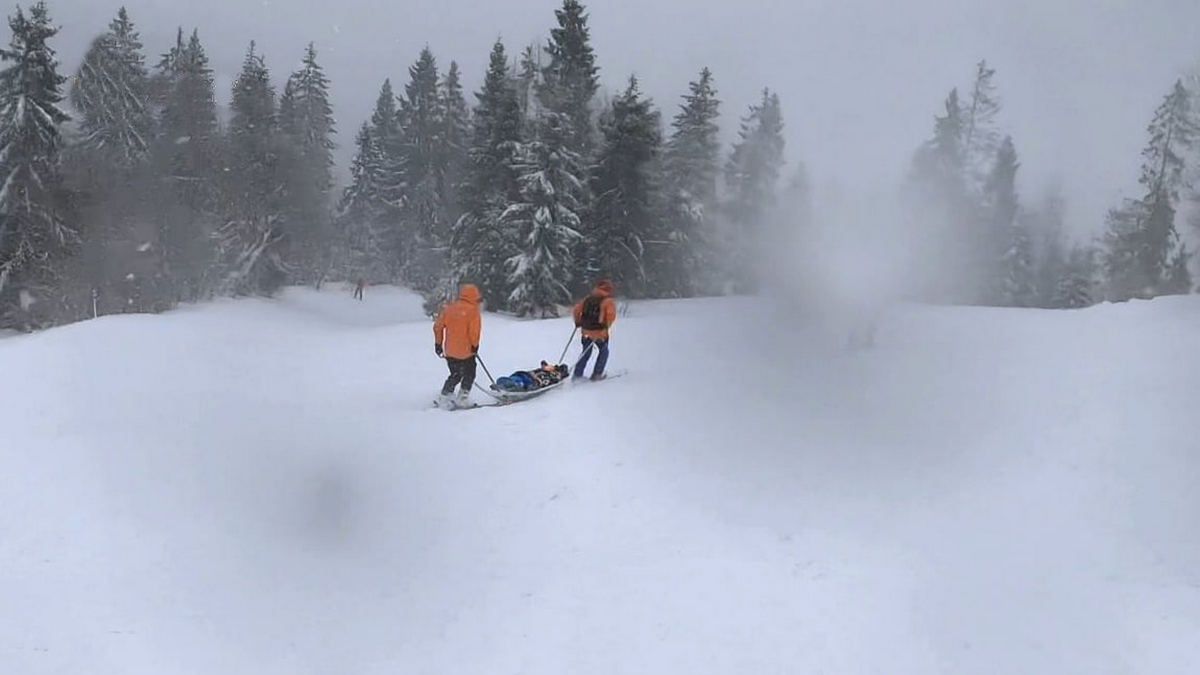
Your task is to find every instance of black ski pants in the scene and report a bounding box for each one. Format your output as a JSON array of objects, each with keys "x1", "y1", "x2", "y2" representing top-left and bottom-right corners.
[{"x1": 442, "y1": 356, "x2": 477, "y2": 395}]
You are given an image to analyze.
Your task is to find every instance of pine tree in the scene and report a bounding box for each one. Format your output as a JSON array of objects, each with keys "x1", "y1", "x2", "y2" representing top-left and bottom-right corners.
[
  {"x1": 363, "y1": 78, "x2": 405, "y2": 277},
  {"x1": 397, "y1": 47, "x2": 445, "y2": 293},
  {"x1": 1055, "y1": 244, "x2": 1098, "y2": 309},
  {"x1": 338, "y1": 122, "x2": 389, "y2": 283},
  {"x1": 150, "y1": 28, "x2": 218, "y2": 301},
  {"x1": 1103, "y1": 80, "x2": 1196, "y2": 301},
  {"x1": 515, "y1": 43, "x2": 541, "y2": 123},
  {"x1": 279, "y1": 44, "x2": 335, "y2": 195},
  {"x1": 148, "y1": 27, "x2": 182, "y2": 110},
  {"x1": 538, "y1": 0, "x2": 599, "y2": 157},
  {"x1": 1163, "y1": 243, "x2": 1193, "y2": 295},
  {"x1": 216, "y1": 42, "x2": 286, "y2": 296},
  {"x1": 913, "y1": 89, "x2": 966, "y2": 190},
  {"x1": 0, "y1": 2, "x2": 72, "y2": 326},
  {"x1": 157, "y1": 30, "x2": 217, "y2": 205},
  {"x1": 279, "y1": 43, "x2": 336, "y2": 284},
  {"x1": 906, "y1": 88, "x2": 975, "y2": 303},
  {"x1": 70, "y1": 7, "x2": 151, "y2": 169},
  {"x1": 962, "y1": 60, "x2": 1001, "y2": 187},
  {"x1": 440, "y1": 60, "x2": 469, "y2": 195},
  {"x1": 400, "y1": 48, "x2": 441, "y2": 176},
  {"x1": 436, "y1": 60, "x2": 470, "y2": 267},
  {"x1": 416, "y1": 59, "x2": 473, "y2": 315},
  {"x1": 661, "y1": 67, "x2": 721, "y2": 296},
  {"x1": 370, "y1": 78, "x2": 400, "y2": 148},
  {"x1": 368, "y1": 77, "x2": 404, "y2": 193},
  {"x1": 1001, "y1": 221, "x2": 1035, "y2": 307},
  {"x1": 226, "y1": 42, "x2": 279, "y2": 210},
  {"x1": 588, "y1": 76, "x2": 662, "y2": 297},
  {"x1": 451, "y1": 39, "x2": 524, "y2": 309},
  {"x1": 502, "y1": 114, "x2": 585, "y2": 317},
  {"x1": 984, "y1": 136, "x2": 1025, "y2": 304},
  {"x1": 65, "y1": 8, "x2": 159, "y2": 316},
  {"x1": 723, "y1": 88, "x2": 785, "y2": 293}
]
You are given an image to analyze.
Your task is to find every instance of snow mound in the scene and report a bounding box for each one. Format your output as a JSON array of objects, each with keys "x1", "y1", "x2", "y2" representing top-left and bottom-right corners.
[{"x1": 2, "y1": 293, "x2": 1199, "y2": 674}]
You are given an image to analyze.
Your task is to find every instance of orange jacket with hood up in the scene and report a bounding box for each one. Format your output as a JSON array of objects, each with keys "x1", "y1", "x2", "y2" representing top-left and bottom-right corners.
[{"x1": 434, "y1": 285, "x2": 483, "y2": 360}]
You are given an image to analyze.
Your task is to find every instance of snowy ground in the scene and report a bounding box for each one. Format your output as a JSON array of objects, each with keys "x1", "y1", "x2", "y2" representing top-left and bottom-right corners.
[{"x1": 3, "y1": 285, "x2": 1199, "y2": 674}]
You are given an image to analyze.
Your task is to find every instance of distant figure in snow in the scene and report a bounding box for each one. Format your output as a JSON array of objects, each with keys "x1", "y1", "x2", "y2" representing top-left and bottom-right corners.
[
  {"x1": 433, "y1": 284, "x2": 483, "y2": 407},
  {"x1": 353, "y1": 279, "x2": 365, "y2": 301},
  {"x1": 572, "y1": 279, "x2": 618, "y2": 380}
]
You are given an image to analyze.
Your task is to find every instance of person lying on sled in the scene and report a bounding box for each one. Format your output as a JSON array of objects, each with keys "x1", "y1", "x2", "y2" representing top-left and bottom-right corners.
[{"x1": 493, "y1": 362, "x2": 570, "y2": 393}]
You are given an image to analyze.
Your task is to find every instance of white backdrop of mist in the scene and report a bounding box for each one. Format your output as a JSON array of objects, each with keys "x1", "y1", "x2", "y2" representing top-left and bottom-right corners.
[
  {"x1": 49, "y1": 0, "x2": 1200, "y2": 244},
  {"x1": 760, "y1": 180, "x2": 915, "y2": 346}
]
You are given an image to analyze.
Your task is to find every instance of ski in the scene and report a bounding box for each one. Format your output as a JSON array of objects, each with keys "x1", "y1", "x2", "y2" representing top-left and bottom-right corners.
[
  {"x1": 573, "y1": 369, "x2": 629, "y2": 383},
  {"x1": 432, "y1": 398, "x2": 489, "y2": 411}
]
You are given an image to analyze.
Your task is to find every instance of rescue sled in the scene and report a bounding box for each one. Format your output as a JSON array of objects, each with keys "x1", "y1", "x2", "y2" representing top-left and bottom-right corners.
[{"x1": 488, "y1": 378, "x2": 568, "y2": 404}]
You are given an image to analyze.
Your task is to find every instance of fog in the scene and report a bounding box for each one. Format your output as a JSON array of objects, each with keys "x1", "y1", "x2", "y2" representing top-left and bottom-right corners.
[{"x1": 50, "y1": 0, "x2": 1200, "y2": 238}]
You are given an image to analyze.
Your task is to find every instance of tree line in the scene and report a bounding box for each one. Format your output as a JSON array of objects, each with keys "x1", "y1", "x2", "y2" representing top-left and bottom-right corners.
[
  {"x1": 0, "y1": 0, "x2": 789, "y2": 329},
  {"x1": 332, "y1": 0, "x2": 791, "y2": 316},
  {"x1": 1, "y1": 1, "x2": 1197, "y2": 331},
  {"x1": 905, "y1": 61, "x2": 1200, "y2": 310}
]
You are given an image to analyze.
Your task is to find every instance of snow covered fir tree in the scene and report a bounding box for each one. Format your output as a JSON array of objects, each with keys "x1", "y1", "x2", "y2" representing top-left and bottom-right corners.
[
  {"x1": 278, "y1": 43, "x2": 337, "y2": 286},
  {"x1": 660, "y1": 67, "x2": 721, "y2": 297},
  {"x1": 449, "y1": 39, "x2": 524, "y2": 310},
  {"x1": 215, "y1": 42, "x2": 287, "y2": 296},
  {"x1": 0, "y1": 0, "x2": 1198, "y2": 331},
  {"x1": 1102, "y1": 80, "x2": 1196, "y2": 301},
  {"x1": 502, "y1": 113, "x2": 586, "y2": 318},
  {"x1": 587, "y1": 77, "x2": 662, "y2": 298},
  {"x1": 723, "y1": 88, "x2": 785, "y2": 293},
  {"x1": 0, "y1": 2, "x2": 72, "y2": 328},
  {"x1": 70, "y1": 7, "x2": 150, "y2": 170}
]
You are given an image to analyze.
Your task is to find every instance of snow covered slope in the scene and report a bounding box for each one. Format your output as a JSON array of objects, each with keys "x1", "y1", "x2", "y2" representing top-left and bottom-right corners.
[{"x1": 3, "y1": 287, "x2": 1199, "y2": 674}]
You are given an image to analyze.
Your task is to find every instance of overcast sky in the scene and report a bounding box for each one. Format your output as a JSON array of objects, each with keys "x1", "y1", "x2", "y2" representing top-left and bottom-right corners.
[{"x1": 44, "y1": 0, "x2": 1200, "y2": 236}]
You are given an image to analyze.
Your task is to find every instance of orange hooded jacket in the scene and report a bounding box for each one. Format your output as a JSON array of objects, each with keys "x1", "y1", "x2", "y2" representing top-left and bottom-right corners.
[
  {"x1": 573, "y1": 280, "x2": 617, "y2": 340},
  {"x1": 434, "y1": 285, "x2": 483, "y2": 360}
]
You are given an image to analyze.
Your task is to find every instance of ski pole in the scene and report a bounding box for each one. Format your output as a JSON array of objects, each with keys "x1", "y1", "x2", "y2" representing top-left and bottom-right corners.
[
  {"x1": 557, "y1": 326, "x2": 579, "y2": 364},
  {"x1": 575, "y1": 339, "x2": 597, "y2": 370},
  {"x1": 475, "y1": 354, "x2": 498, "y2": 387}
]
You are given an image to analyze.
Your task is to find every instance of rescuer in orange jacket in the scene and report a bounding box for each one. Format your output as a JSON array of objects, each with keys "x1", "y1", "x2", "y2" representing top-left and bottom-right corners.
[
  {"x1": 572, "y1": 279, "x2": 617, "y2": 380},
  {"x1": 434, "y1": 284, "x2": 483, "y2": 404}
]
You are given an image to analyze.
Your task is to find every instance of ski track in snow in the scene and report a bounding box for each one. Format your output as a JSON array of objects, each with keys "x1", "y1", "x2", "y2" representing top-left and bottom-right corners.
[{"x1": 2, "y1": 286, "x2": 1199, "y2": 674}]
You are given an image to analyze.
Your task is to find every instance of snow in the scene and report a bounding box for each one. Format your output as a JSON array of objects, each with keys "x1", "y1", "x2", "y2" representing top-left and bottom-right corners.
[{"x1": 2, "y1": 287, "x2": 1200, "y2": 674}]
